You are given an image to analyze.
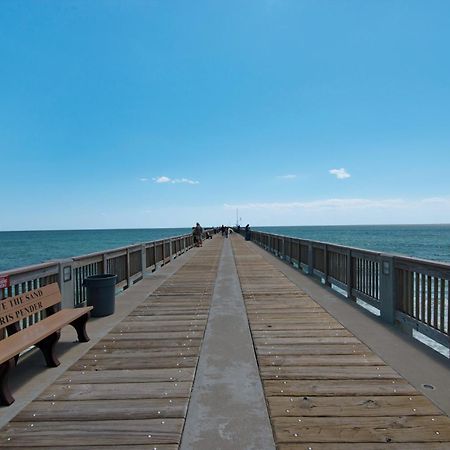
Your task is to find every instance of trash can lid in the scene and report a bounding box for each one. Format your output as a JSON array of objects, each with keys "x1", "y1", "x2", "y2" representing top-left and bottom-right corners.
[{"x1": 85, "y1": 274, "x2": 117, "y2": 280}]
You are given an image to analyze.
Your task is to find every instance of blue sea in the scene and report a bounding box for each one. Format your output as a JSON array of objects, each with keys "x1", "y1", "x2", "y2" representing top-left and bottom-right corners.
[
  {"x1": 0, "y1": 228, "x2": 190, "y2": 272},
  {"x1": 1, "y1": 225, "x2": 450, "y2": 273}
]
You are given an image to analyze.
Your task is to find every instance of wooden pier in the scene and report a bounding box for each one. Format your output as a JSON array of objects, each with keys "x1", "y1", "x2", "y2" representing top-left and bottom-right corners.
[{"x1": 1, "y1": 235, "x2": 450, "y2": 449}]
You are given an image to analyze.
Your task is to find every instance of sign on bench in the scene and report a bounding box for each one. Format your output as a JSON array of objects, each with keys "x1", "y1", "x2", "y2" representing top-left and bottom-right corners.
[{"x1": 0, "y1": 283, "x2": 92, "y2": 406}]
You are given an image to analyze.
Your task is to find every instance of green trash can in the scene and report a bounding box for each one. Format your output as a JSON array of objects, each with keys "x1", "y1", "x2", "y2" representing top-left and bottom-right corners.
[{"x1": 83, "y1": 274, "x2": 117, "y2": 317}]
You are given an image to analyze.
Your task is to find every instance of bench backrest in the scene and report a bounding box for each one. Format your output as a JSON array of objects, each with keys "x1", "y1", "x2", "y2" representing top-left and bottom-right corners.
[{"x1": 0, "y1": 283, "x2": 61, "y2": 331}]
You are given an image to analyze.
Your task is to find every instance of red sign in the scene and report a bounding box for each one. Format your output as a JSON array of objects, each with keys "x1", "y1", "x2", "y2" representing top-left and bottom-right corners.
[{"x1": 0, "y1": 276, "x2": 10, "y2": 289}]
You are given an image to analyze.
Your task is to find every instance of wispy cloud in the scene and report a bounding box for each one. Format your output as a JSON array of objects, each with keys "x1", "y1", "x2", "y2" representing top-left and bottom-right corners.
[
  {"x1": 139, "y1": 177, "x2": 149, "y2": 182},
  {"x1": 153, "y1": 176, "x2": 199, "y2": 185},
  {"x1": 153, "y1": 176, "x2": 171, "y2": 183},
  {"x1": 277, "y1": 174, "x2": 297, "y2": 180},
  {"x1": 225, "y1": 198, "x2": 407, "y2": 211},
  {"x1": 225, "y1": 197, "x2": 450, "y2": 213},
  {"x1": 329, "y1": 168, "x2": 351, "y2": 179}
]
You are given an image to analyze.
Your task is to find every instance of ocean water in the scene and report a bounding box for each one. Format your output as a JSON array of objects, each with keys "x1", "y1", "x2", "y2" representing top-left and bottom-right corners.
[
  {"x1": 0, "y1": 228, "x2": 191, "y2": 272},
  {"x1": 1, "y1": 225, "x2": 450, "y2": 273},
  {"x1": 254, "y1": 224, "x2": 450, "y2": 264}
]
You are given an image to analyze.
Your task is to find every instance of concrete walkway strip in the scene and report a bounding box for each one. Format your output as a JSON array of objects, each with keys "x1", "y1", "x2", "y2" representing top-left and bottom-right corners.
[{"x1": 180, "y1": 238, "x2": 276, "y2": 450}]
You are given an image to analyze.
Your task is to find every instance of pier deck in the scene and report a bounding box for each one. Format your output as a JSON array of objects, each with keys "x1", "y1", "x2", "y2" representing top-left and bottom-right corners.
[{"x1": 1, "y1": 236, "x2": 450, "y2": 449}]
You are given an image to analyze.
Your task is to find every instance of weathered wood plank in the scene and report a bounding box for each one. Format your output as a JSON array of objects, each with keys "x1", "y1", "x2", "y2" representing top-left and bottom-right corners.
[
  {"x1": 256, "y1": 343, "x2": 371, "y2": 355},
  {"x1": 57, "y1": 367, "x2": 195, "y2": 384},
  {"x1": 252, "y1": 323, "x2": 345, "y2": 331},
  {"x1": 252, "y1": 329, "x2": 353, "y2": 338},
  {"x1": 264, "y1": 379, "x2": 418, "y2": 397},
  {"x1": 38, "y1": 381, "x2": 192, "y2": 401},
  {"x1": 260, "y1": 365, "x2": 401, "y2": 380},
  {"x1": 2, "y1": 446, "x2": 178, "y2": 450},
  {"x1": 254, "y1": 336, "x2": 361, "y2": 345},
  {"x1": 268, "y1": 395, "x2": 442, "y2": 417},
  {"x1": 88, "y1": 338, "x2": 202, "y2": 349},
  {"x1": 272, "y1": 416, "x2": 450, "y2": 443},
  {"x1": 278, "y1": 444, "x2": 450, "y2": 450},
  {"x1": 14, "y1": 398, "x2": 187, "y2": 421},
  {"x1": 1, "y1": 419, "x2": 184, "y2": 446},
  {"x1": 71, "y1": 355, "x2": 197, "y2": 370},
  {"x1": 105, "y1": 331, "x2": 204, "y2": 339},
  {"x1": 258, "y1": 354, "x2": 385, "y2": 367}
]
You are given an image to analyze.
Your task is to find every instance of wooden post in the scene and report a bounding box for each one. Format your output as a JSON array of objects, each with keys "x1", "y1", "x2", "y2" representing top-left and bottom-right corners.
[
  {"x1": 58, "y1": 259, "x2": 75, "y2": 309},
  {"x1": 102, "y1": 253, "x2": 108, "y2": 274},
  {"x1": 346, "y1": 249, "x2": 353, "y2": 299},
  {"x1": 141, "y1": 244, "x2": 146, "y2": 275},
  {"x1": 307, "y1": 242, "x2": 314, "y2": 275},
  {"x1": 324, "y1": 245, "x2": 329, "y2": 285},
  {"x1": 380, "y1": 255, "x2": 396, "y2": 324},
  {"x1": 126, "y1": 248, "x2": 131, "y2": 288}
]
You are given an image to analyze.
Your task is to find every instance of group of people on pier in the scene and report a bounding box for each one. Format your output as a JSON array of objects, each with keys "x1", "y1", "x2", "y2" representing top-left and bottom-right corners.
[{"x1": 192, "y1": 223, "x2": 251, "y2": 246}]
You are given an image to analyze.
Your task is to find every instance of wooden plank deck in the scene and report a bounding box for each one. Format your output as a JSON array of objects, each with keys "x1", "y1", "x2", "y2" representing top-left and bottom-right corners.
[
  {"x1": 0, "y1": 239, "x2": 223, "y2": 449},
  {"x1": 231, "y1": 237, "x2": 450, "y2": 449},
  {"x1": 1, "y1": 234, "x2": 450, "y2": 449}
]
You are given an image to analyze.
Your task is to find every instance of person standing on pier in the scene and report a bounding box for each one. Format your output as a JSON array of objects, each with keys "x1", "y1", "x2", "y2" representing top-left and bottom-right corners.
[
  {"x1": 245, "y1": 224, "x2": 251, "y2": 241},
  {"x1": 194, "y1": 222, "x2": 203, "y2": 247}
]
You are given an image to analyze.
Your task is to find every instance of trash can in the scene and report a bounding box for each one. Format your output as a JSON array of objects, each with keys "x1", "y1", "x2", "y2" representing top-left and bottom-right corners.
[{"x1": 83, "y1": 274, "x2": 117, "y2": 317}]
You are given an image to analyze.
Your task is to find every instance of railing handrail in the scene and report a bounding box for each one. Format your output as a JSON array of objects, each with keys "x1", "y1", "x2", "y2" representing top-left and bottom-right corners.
[
  {"x1": 252, "y1": 229, "x2": 450, "y2": 268},
  {"x1": 0, "y1": 261, "x2": 59, "y2": 277},
  {"x1": 71, "y1": 233, "x2": 193, "y2": 262}
]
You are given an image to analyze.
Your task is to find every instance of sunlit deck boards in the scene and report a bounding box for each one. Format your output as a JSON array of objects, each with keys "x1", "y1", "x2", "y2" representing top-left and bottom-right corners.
[
  {"x1": 231, "y1": 237, "x2": 450, "y2": 449},
  {"x1": 0, "y1": 239, "x2": 222, "y2": 449}
]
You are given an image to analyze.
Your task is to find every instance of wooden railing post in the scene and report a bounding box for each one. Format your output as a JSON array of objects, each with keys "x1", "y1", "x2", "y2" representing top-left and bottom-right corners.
[
  {"x1": 346, "y1": 249, "x2": 353, "y2": 299},
  {"x1": 58, "y1": 259, "x2": 75, "y2": 309},
  {"x1": 307, "y1": 242, "x2": 314, "y2": 275},
  {"x1": 169, "y1": 238, "x2": 173, "y2": 261},
  {"x1": 324, "y1": 244, "x2": 329, "y2": 285},
  {"x1": 102, "y1": 253, "x2": 108, "y2": 274},
  {"x1": 380, "y1": 255, "x2": 396, "y2": 324},
  {"x1": 126, "y1": 248, "x2": 132, "y2": 288},
  {"x1": 141, "y1": 244, "x2": 147, "y2": 274}
]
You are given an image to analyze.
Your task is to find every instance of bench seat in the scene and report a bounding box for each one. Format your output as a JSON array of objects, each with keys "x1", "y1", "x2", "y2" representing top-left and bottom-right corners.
[
  {"x1": 0, "y1": 284, "x2": 93, "y2": 406},
  {"x1": 0, "y1": 307, "x2": 92, "y2": 365}
]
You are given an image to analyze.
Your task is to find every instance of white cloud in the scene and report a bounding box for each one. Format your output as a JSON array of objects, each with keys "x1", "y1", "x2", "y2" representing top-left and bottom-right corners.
[
  {"x1": 225, "y1": 197, "x2": 407, "y2": 211},
  {"x1": 154, "y1": 176, "x2": 171, "y2": 183},
  {"x1": 176, "y1": 178, "x2": 200, "y2": 185},
  {"x1": 329, "y1": 168, "x2": 351, "y2": 179},
  {"x1": 139, "y1": 177, "x2": 149, "y2": 182},
  {"x1": 153, "y1": 176, "x2": 199, "y2": 185},
  {"x1": 277, "y1": 174, "x2": 297, "y2": 180}
]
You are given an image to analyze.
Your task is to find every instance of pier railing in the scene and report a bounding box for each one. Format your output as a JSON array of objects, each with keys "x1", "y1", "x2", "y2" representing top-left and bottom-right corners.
[
  {"x1": 247, "y1": 230, "x2": 449, "y2": 353},
  {"x1": 0, "y1": 234, "x2": 195, "y2": 327}
]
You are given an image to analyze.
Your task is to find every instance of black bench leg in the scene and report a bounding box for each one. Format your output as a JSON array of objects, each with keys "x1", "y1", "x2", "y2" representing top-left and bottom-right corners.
[
  {"x1": 0, "y1": 359, "x2": 15, "y2": 406},
  {"x1": 70, "y1": 313, "x2": 90, "y2": 343},
  {"x1": 36, "y1": 331, "x2": 61, "y2": 367}
]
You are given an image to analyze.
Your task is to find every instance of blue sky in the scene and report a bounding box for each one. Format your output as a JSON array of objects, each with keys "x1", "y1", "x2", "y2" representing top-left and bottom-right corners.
[{"x1": 1, "y1": 0, "x2": 450, "y2": 230}]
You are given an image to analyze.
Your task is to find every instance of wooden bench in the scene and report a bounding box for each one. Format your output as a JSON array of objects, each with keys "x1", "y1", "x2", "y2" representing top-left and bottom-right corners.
[{"x1": 0, "y1": 283, "x2": 92, "y2": 406}]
